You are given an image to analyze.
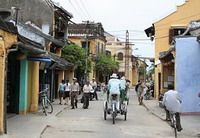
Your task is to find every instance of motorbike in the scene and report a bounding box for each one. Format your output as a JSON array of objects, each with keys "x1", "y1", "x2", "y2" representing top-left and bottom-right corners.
[{"x1": 144, "y1": 86, "x2": 152, "y2": 100}]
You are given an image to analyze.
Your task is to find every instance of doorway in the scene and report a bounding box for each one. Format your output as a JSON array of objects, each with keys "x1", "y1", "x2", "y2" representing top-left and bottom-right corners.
[{"x1": 6, "y1": 52, "x2": 20, "y2": 115}]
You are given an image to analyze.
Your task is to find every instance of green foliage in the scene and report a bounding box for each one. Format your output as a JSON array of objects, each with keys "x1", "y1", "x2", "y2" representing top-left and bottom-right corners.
[
  {"x1": 95, "y1": 54, "x2": 119, "y2": 76},
  {"x1": 62, "y1": 44, "x2": 91, "y2": 75}
]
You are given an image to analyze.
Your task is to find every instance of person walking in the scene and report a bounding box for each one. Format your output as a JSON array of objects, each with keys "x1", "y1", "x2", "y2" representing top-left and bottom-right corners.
[
  {"x1": 90, "y1": 78, "x2": 98, "y2": 100},
  {"x1": 162, "y1": 84, "x2": 183, "y2": 132},
  {"x1": 82, "y1": 81, "x2": 93, "y2": 109},
  {"x1": 64, "y1": 80, "x2": 71, "y2": 105},
  {"x1": 70, "y1": 78, "x2": 79, "y2": 109},
  {"x1": 137, "y1": 80, "x2": 145, "y2": 105},
  {"x1": 58, "y1": 80, "x2": 65, "y2": 105}
]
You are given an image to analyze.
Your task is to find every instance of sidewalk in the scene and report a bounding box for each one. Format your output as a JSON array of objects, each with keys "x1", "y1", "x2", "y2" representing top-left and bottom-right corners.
[
  {"x1": 1, "y1": 100, "x2": 69, "y2": 138},
  {"x1": 143, "y1": 99, "x2": 200, "y2": 138}
]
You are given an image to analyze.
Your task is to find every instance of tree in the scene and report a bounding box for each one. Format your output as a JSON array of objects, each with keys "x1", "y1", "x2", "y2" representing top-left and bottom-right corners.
[
  {"x1": 95, "y1": 54, "x2": 119, "y2": 79},
  {"x1": 62, "y1": 44, "x2": 91, "y2": 80}
]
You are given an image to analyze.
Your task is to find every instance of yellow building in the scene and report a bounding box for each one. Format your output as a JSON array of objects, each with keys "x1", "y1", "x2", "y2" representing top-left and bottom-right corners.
[
  {"x1": 146, "y1": 0, "x2": 200, "y2": 98},
  {"x1": 105, "y1": 33, "x2": 135, "y2": 85},
  {"x1": 68, "y1": 22, "x2": 106, "y2": 82},
  {"x1": 0, "y1": 21, "x2": 17, "y2": 134}
]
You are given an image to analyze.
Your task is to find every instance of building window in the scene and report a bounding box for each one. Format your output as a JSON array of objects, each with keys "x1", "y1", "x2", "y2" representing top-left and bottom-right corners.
[
  {"x1": 106, "y1": 50, "x2": 111, "y2": 56},
  {"x1": 169, "y1": 28, "x2": 186, "y2": 44},
  {"x1": 81, "y1": 41, "x2": 90, "y2": 54},
  {"x1": 117, "y1": 52, "x2": 123, "y2": 60}
]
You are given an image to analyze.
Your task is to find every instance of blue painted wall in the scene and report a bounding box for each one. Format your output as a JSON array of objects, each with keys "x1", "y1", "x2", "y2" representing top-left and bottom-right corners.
[
  {"x1": 176, "y1": 37, "x2": 200, "y2": 112},
  {"x1": 19, "y1": 59, "x2": 28, "y2": 113}
]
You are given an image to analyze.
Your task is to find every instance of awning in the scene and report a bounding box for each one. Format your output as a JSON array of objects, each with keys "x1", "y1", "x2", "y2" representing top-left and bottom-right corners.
[
  {"x1": 159, "y1": 46, "x2": 175, "y2": 62},
  {"x1": 29, "y1": 52, "x2": 73, "y2": 70},
  {"x1": 16, "y1": 35, "x2": 46, "y2": 55},
  {"x1": 46, "y1": 52, "x2": 73, "y2": 70},
  {"x1": 17, "y1": 42, "x2": 46, "y2": 55},
  {"x1": 27, "y1": 57, "x2": 51, "y2": 62}
]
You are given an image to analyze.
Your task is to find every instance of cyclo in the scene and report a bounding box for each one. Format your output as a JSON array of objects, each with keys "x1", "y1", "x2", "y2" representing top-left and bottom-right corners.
[{"x1": 103, "y1": 90, "x2": 127, "y2": 124}]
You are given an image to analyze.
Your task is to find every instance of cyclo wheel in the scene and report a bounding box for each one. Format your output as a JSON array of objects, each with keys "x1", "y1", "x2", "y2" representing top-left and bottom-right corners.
[
  {"x1": 104, "y1": 102, "x2": 107, "y2": 120},
  {"x1": 124, "y1": 111, "x2": 127, "y2": 121},
  {"x1": 46, "y1": 99, "x2": 53, "y2": 114},
  {"x1": 112, "y1": 113, "x2": 115, "y2": 124},
  {"x1": 42, "y1": 98, "x2": 47, "y2": 116}
]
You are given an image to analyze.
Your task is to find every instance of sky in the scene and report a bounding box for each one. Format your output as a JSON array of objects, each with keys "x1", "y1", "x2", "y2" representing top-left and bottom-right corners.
[{"x1": 54, "y1": 0, "x2": 186, "y2": 59}]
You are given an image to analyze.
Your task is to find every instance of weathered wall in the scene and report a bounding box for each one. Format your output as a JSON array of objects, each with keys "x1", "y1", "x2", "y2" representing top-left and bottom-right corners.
[
  {"x1": 0, "y1": 30, "x2": 17, "y2": 133},
  {"x1": 176, "y1": 37, "x2": 200, "y2": 113},
  {"x1": 0, "y1": 0, "x2": 53, "y2": 28}
]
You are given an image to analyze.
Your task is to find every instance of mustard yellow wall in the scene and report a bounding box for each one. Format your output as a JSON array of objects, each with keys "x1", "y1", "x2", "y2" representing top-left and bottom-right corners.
[
  {"x1": 0, "y1": 30, "x2": 17, "y2": 134},
  {"x1": 154, "y1": 0, "x2": 200, "y2": 98},
  {"x1": 106, "y1": 44, "x2": 133, "y2": 85},
  {"x1": 132, "y1": 67, "x2": 138, "y2": 86},
  {"x1": 28, "y1": 61, "x2": 40, "y2": 112}
]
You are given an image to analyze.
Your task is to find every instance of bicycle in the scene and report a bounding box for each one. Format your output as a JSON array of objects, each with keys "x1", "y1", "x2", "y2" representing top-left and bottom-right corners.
[
  {"x1": 169, "y1": 111, "x2": 177, "y2": 138},
  {"x1": 39, "y1": 88, "x2": 53, "y2": 116}
]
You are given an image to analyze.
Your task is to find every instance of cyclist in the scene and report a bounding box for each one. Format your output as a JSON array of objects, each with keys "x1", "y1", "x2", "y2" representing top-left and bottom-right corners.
[
  {"x1": 108, "y1": 73, "x2": 120, "y2": 112},
  {"x1": 162, "y1": 84, "x2": 183, "y2": 132}
]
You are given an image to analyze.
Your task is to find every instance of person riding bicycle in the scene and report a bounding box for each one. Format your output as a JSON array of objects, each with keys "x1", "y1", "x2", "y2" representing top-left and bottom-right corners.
[
  {"x1": 162, "y1": 84, "x2": 183, "y2": 132},
  {"x1": 108, "y1": 73, "x2": 121, "y2": 112}
]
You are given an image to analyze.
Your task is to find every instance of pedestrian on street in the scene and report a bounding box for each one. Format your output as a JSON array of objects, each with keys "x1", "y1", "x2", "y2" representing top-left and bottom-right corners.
[
  {"x1": 70, "y1": 78, "x2": 80, "y2": 109},
  {"x1": 64, "y1": 80, "x2": 71, "y2": 105},
  {"x1": 90, "y1": 78, "x2": 98, "y2": 100},
  {"x1": 162, "y1": 84, "x2": 183, "y2": 132},
  {"x1": 137, "y1": 80, "x2": 145, "y2": 105},
  {"x1": 58, "y1": 80, "x2": 65, "y2": 105},
  {"x1": 82, "y1": 81, "x2": 93, "y2": 109}
]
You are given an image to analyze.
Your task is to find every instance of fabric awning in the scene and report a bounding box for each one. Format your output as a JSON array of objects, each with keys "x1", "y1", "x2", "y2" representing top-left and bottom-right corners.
[{"x1": 27, "y1": 57, "x2": 51, "y2": 62}]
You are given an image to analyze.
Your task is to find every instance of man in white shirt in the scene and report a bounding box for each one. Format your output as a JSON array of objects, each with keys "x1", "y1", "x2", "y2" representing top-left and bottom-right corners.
[
  {"x1": 70, "y1": 78, "x2": 79, "y2": 109},
  {"x1": 90, "y1": 78, "x2": 98, "y2": 100},
  {"x1": 108, "y1": 73, "x2": 121, "y2": 111},
  {"x1": 162, "y1": 84, "x2": 182, "y2": 132},
  {"x1": 82, "y1": 81, "x2": 93, "y2": 109}
]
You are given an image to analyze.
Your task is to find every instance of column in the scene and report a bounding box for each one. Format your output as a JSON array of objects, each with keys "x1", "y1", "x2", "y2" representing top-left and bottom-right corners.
[
  {"x1": 29, "y1": 62, "x2": 39, "y2": 112},
  {"x1": 19, "y1": 59, "x2": 28, "y2": 114}
]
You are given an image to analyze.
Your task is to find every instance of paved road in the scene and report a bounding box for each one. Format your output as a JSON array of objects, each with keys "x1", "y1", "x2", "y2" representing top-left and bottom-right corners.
[{"x1": 41, "y1": 91, "x2": 178, "y2": 138}]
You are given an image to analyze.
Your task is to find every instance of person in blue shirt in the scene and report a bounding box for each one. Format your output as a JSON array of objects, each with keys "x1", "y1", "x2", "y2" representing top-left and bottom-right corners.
[
  {"x1": 108, "y1": 73, "x2": 121, "y2": 111},
  {"x1": 58, "y1": 80, "x2": 65, "y2": 105}
]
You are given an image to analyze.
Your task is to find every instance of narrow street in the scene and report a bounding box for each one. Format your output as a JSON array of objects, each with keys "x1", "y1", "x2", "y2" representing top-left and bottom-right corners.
[{"x1": 41, "y1": 90, "x2": 176, "y2": 138}]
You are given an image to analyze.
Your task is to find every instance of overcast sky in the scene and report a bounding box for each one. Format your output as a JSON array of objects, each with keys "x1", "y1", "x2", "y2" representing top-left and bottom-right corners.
[{"x1": 54, "y1": 0, "x2": 186, "y2": 58}]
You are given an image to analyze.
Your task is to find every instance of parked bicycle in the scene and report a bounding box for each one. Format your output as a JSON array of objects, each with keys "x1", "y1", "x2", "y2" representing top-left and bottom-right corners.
[
  {"x1": 169, "y1": 111, "x2": 177, "y2": 138},
  {"x1": 39, "y1": 88, "x2": 53, "y2": 116}
]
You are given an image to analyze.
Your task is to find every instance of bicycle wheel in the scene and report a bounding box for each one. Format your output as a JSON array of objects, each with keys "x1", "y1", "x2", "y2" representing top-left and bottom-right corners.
[
  {"x1": 42, "y1": 98, "x2": 47, "y2": 116},
  {"x1": 173, "y1": 116, "x2": 177, "y2": 138},
  {"x1": 112, "y1": 113, "x2": 115, "y2": 124},
  {"x1": 46, "y1": 99, "x2": 53, "y2": 114}
]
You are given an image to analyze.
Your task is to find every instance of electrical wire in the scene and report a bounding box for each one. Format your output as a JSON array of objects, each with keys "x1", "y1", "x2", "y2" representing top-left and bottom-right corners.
[
  {"x1": 73, "y1": 0, "x2": 89, "y2": 19},
  {"x1": 77, "y1": 0, "x2": 92, "y2": 19}
]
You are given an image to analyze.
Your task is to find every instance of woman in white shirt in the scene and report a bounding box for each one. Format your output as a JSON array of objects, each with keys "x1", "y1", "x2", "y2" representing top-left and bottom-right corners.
[{"x1": 64, "y1": 80, "x2": 71, "y2": 105}]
